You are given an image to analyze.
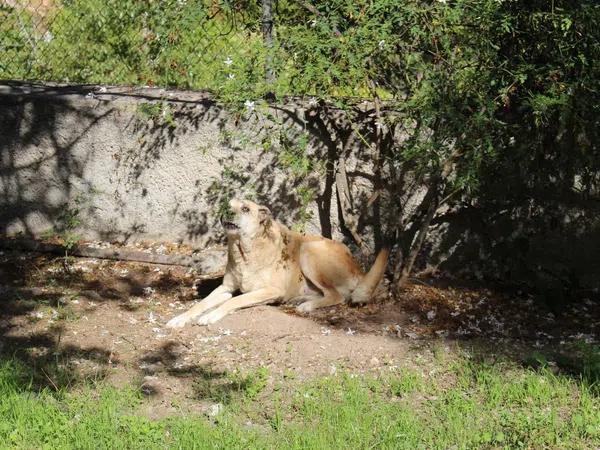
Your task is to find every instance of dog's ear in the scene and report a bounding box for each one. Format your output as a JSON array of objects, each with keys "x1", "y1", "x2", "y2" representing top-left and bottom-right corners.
[{"x1": 258, "y1": 206, "x2": 272, "y2": 226}]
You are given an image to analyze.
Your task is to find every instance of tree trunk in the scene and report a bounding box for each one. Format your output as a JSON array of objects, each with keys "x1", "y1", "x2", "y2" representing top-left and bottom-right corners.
[
  {"x1": 335, "y1": 150, "x2": 364, "y2": 250},
  {"x1": 393, "y1": 181, "x2": 440, "y2": 292},
  {"x1": 392, "y1": 146, "x2": 460, "y2": 293}
]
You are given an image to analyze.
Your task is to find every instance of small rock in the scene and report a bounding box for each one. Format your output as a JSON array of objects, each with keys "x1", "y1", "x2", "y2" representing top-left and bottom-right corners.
[
  {"x1": 139, "y1": 362, "x2": 163, "y2": 374},
  {"x1": 207, "y1": 403, "x2": 223, "y2": 417},
  {"x1": 143, "y1": 287, "x2": 156, "y2": 296},
  {"x1": 140, "y1": 383, "x2": 158, "y2": 396}
]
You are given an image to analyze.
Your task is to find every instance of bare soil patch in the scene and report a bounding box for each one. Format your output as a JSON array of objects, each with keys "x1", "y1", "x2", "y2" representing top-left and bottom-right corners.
[{"x1": 1, "y1": 244, "x2": 598, "y2": 417}]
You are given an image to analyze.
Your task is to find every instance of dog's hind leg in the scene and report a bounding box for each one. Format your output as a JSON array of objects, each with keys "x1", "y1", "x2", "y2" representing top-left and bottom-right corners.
[
  {"x1": 293, "y1": 239, "x2": 363, "y2": 314},
  {"x1": 295, "y1": 245, "x2": 344, "y2": 313},
  {"x1": 295, "y1": 289, "x2": 343, "y2": 313}
]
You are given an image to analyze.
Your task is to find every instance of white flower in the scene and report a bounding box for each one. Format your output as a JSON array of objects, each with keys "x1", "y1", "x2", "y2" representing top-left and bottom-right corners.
[
  {"x1": 378, "y1": 39, "x2": 385, "y2": 49},
  {"x1": 437, "y1": 0, "x2": 448, "y2": 3},
  {"x1": 224, "y1": 57, "x2": 233, "y2": 66},
  {"x1": 345, "y1": 328, "x2": 356, "y2": 336},
  {"x1": 227, "y1": 73, "x2": 235, "y2": 80},
  {"x1": 427, "y1": 310, "x2": 436, "y2": 320},
  {"x1": 244, "y1": 100, "x2": 255, "y2": 112}
]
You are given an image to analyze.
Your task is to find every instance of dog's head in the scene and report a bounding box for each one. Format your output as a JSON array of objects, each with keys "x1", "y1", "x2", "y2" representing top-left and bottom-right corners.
[{"x1": 221, "y1": 198, "x2": 272, "y2": 238}]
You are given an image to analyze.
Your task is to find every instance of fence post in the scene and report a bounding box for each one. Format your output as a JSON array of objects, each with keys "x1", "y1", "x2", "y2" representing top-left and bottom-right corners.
[{"x1": 261, "y1": 0, "x2": 275, "y2": 98}]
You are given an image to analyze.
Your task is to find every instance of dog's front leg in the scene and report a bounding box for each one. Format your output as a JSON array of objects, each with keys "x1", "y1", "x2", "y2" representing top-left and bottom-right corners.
[
  {"x1": 197, "y1": 287, "x2": 282, "y2": 326},
  {"x1": 166, "y1": 284, "x2": 234, "y2": 328}
]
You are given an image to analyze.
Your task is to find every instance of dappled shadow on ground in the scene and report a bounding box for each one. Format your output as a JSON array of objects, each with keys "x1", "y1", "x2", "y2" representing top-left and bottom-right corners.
[
  {"x1": 137, "y1": 341, "x2": 249, "y2": 404},
  {"x1": 0, "y1": 248, "x2": 598, "y2": 400},
  {"x1": 0, "y1": 248, "x2": 195, "y2": 393},
  {"x1": 0, "y1": 247, "x2": 266, "y2": 407},
  {"x1": 277, "y1": 273, "x2": 600, "y2": 389},
  {"x1": 0, "y1": 301, "x2": 113, "y2": 391},
  {"x1": 278, "y1": 273, "x2": 599, "y2": 347}
]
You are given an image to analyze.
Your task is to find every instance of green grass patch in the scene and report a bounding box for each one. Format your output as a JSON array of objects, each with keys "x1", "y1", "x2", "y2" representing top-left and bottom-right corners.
[{"x1": 0, "y1": 356, "x2": 599, "y2": 449}]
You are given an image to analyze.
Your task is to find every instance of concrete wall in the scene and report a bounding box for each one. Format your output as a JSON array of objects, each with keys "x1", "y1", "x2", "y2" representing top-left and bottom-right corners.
[{"x1": 0, "y1": 82, "x2": 360, "y2": 248}]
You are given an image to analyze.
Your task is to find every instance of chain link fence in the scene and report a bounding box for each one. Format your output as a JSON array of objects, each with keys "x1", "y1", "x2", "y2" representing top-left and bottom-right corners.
[
  {"x1": 1, "y1": 0, "x2": 276, "y2": 93},
  {"x1": 1, "y1": 0, "x2": 402, "y2": 101}
]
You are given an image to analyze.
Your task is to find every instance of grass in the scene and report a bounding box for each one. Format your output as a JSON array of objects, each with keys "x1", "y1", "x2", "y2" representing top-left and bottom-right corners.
[{"x1": 1, "y1": 352, "x2": 599, "y2": 450}]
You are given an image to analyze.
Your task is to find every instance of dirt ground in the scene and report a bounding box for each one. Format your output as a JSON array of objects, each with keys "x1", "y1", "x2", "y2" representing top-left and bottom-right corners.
[{"x1": 0, "y1": 244, "x2": 598, "y2": 417}]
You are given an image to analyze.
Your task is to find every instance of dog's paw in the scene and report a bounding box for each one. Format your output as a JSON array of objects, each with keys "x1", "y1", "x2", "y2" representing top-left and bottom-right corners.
[
  {"x1": 296, "y1": 301, "x2": 315, "y2": 314},
  {"x1": 197, "y1": 310, "x2": 224, "y2": 326},
  {"x1": 166, "y1": 314, "x2": 189, "y2": 329}
]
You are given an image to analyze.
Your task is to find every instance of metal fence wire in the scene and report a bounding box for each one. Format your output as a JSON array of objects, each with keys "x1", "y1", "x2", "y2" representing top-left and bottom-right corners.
[
  {"x1": 1, "y1": 0, "x2": 276, "y2": 92},
  {"x1": 1, "y1": 0, "x2": 403, "y2": 100}
]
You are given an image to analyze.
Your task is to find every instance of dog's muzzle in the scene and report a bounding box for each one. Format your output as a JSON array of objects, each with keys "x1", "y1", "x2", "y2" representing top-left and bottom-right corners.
[{"x1": 221, "y1": 218, "x2": 240, "y2": 231}]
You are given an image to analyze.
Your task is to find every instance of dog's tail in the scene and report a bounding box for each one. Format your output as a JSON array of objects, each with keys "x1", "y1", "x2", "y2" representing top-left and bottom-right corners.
[{"x1": 351, "y1": 248, "x2": 389, "y2": 304}]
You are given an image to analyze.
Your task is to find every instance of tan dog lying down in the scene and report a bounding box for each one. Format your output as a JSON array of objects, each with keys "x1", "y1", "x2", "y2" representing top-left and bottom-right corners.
[{"x1": 166, "y1": 199, "x2": 388, "y2": 328}]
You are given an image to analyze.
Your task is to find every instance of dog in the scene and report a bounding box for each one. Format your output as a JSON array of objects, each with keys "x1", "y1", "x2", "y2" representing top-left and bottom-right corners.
[{"x1": 166, "y1": 198, "x2": 388, "y2": 328}]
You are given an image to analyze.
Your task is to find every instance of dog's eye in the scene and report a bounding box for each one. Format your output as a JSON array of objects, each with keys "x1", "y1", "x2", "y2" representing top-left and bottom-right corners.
[{"x1": 241, "y1": 206, "x2": 250, "y2": 213}]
